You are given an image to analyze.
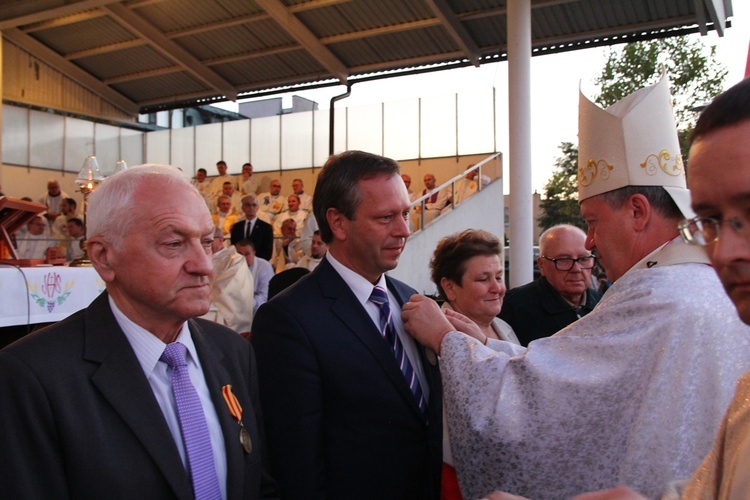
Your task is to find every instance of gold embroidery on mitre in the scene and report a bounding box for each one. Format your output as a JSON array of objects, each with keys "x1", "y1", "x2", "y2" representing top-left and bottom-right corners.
[
  {"x1": 640, "y1": 150, "x2": 685, "y2": 178},
  {"x1": 579, "y1": 159, "x2": 614, "y2": 187}
]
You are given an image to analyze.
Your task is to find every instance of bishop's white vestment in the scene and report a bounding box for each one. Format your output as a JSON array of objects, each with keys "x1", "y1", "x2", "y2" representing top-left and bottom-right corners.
[{"x1": 439, "y1": 240, "x2": 750, "y2": 499}]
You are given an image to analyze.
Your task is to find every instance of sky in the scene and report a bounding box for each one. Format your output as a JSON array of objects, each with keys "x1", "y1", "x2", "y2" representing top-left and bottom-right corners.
[{"x1": 220, "y1": 2, "x2": 749, "y2": 194}]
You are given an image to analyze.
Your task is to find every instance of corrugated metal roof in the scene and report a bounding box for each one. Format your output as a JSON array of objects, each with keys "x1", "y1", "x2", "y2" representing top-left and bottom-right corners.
[{"x1": 0, "y1": 0, "x2": 734, "y2": 115}]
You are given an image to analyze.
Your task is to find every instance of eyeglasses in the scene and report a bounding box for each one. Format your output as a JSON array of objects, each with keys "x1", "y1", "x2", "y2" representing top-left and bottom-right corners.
[
  {"x1": 678, "y1": 216, "x2": 746, "y2": 246},
  {"x1": 541, "y1": 255, "x2": 596, "y2": 271}
]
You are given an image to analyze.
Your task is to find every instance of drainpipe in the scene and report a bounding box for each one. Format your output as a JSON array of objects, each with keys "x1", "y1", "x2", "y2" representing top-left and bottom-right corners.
[{"x1": 329, "y1": 84, "x2": 352, "y2": 156}]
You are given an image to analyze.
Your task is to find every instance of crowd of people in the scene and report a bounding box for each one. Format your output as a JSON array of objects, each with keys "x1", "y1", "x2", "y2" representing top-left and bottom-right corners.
[{"x1": 1, "y1": 75, "x2": 750, "y2": 500}]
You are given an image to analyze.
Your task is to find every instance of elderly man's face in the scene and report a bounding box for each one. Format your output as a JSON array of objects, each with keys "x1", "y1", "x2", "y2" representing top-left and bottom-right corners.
[
  {"x1": 292, "y1": 180, "x2": 303, "y2": 194},
  {"x1": 89, "y1": 179, "x2": 214, "y2": 336},
  {"x1": 281, "y1": 220, "x2": 296, "y2": 237},
  {"x1": 689, "y1": 120, "x2": 750, "y2": 324},
  {"x1": 270, "y1": 180, "x2": 281, "y2": 195},
  {"x1": 47, "y1": 181, "x2": 61, "y2": 196},
  {"x1": 217, "y1": 197, "x2": 232, "y2": 213},
  {"x1": 424, "y1": 174, "x2": 436, "y2": 190},
  {"x1": 241, "y1": 197, "x2": 258, "y2": 219},
  {"x1": 211, "y1": 235, "x2": 224, "y2": 254},
  {"x1": 401, "y1": 174, "x2": 411, "y2": 189},
  {"x1": 538, "y1": 228, "x2": 592, "y2": 304}
]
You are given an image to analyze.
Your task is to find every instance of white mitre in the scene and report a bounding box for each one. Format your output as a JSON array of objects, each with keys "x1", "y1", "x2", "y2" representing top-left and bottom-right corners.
[{"x1": 578, "y1": 73, "x2": 694, "y2": 218}]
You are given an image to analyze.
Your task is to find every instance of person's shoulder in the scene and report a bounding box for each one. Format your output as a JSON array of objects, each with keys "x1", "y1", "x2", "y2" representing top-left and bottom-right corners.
[
  {"x1": 386, "y1": 275, "x2": 417, "y2": 297},
  {"x1": 256, "y1": 257, "x2": 274, "y2": 273},
  {"x1": 191, "y1": 318, "x2": 248, "y2": 349},
  {"x1": 1, "y1": 308, "x2": 88, "y2": 365},
  {"x1": 504, "y1": 278, "x2": 541, "y2": 303}
]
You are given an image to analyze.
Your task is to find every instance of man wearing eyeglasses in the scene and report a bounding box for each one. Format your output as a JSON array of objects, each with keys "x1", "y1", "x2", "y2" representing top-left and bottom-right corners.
[
  {"x1": 402, "y1": 75, "x2": 750, "y2": 499},
  {"x1": 499, "y1": 224, "x2": 601, "y2": 346}
]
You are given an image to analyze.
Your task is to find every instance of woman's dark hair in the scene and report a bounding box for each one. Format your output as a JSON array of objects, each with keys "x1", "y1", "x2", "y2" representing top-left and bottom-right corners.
[{"x1": 430, "y1": 229, "x2": 501, "y2": 299}]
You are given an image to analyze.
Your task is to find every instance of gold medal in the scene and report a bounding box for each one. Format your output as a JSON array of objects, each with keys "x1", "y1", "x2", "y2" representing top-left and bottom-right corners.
[
  {"x1": 239, "y1": 426, "x2": 253, "y2": 454},
  {"x1": 426, "y1": 348, "x2": 437, "y2": 366}
]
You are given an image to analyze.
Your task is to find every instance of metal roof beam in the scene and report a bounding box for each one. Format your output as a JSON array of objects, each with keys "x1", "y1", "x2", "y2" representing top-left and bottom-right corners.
[
  {"x1": 102, "y1": 3, "x2": 238, "y2": 100},
  {"x1": 424, "y1": 0, "x2": 480, "y2": 66},
  {"x1": 65, "y1": 39, "x2": 146, "y2": 60},
  {"x1": 2, "y1": 27, "x2": 140, "y2": 114},
  {"x1": 103, "y1": 65, "x2": 181, "y2": 84},
  {"x1": 254, "y1": 0, "x2": 348, "y2": 83},
  {"x1": 203, "y1": 44, "x2": 299, "y2": 66},
  {"x1": 321, "y1": 19, "x2": 442, "y2": 44},
  {"x1": 0, "y1": 0, "x2": 120, "y2": 30}
]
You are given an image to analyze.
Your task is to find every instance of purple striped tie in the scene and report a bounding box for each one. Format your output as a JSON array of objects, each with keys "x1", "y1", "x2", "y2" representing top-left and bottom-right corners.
[
  {"x1": 369, "y1": 286, "x2": 427, "y2": 413},
  {"x1": 161, "y1": 342, "x2": 222, "y2": 500}
]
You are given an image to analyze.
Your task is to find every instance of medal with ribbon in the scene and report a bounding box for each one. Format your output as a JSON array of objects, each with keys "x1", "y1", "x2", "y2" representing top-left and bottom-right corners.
[{"x1": 222, "y1": 385, "x2": 252, "y2": 454}]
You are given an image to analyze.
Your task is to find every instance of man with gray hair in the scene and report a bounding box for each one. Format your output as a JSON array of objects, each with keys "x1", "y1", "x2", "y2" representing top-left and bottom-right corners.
[
  {"x1": 0, "y1": 164, "x2": 276, "y2": 499},
  {"x1": 402, "y1": 75, "x2": 750, "y2": 499},
  {"x1": 499, "y1": 224, "x2": 601, "y2": 346}
]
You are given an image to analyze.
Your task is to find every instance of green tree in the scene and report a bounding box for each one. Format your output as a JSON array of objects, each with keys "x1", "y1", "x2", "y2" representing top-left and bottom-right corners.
[{"x1": 538, "y1": 142, "x2": 585, "y2": 231}]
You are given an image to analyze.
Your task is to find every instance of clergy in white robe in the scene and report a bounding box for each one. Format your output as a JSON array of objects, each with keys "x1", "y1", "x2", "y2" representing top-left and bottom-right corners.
[
  {"x1": 425, "y1": 241, "x2": 750, "y2": 499},
  {"x1": 402, "y1": 75, "x2": 750, "y2": 500}
]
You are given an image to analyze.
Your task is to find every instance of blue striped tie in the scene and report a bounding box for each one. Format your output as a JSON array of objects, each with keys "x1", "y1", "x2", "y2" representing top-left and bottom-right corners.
[{"x1": 369, "y1": 286, "x2": 427, "y2": 413}]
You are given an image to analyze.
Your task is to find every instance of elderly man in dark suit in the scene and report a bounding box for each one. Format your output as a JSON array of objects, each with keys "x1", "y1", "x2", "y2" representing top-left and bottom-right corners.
[
  {"x1": 230, "y1": 194, "x2": 274, "y2": 261},
  {"x1": 0, "y1": 165, "x2": 276, "y2": 499},
  {"x1": 252, "y1": 150, "x2": 442, "y2": 499}
]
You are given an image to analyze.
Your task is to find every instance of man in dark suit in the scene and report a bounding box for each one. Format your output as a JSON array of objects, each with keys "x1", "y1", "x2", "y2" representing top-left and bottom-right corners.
[
  {"x1": 231, "y1": 194, "x2": 273, "y2": 261},
  {"x1": 0, "y1": 165, "x2": 276, "y2": 499},
  {"x1": 252, "y1": 150, "x2": 442, "y2": 499}
]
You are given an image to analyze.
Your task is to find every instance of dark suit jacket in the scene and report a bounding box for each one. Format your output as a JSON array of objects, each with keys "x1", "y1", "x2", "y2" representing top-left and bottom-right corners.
[
  {"x1": 0, "y1": 292, "x2": 277, "y2": 500},
  {"x1": 230, "y1": 218, "x2": 274, "y2": 261},
  {"x1": 251, "y1": 258, "x2": 442, "y2": 500},
  {"x1": 499, "y1": 276, "x2": 602, "y2": 346}
]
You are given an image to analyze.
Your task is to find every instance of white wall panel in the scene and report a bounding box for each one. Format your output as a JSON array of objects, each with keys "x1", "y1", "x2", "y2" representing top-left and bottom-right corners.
[
  {"x1": 222, "y1": 120, "x2": 250, "y2": 173},
  {"x1": 145, "y1": 129, "x2": 170, "y2": 166},
  {"x1": 251, "y1": 116, "x2": 280, "y2": 172},
  {"x1": 384, "y1": 99, "x2": 419, "y2": 161},
  {"x1": 281, "y1": 111, "x2": 314, "y2": 170},
  {"x1": 120, "y1": 128, "x2": 144, "y2": 167},
  {"x1": 3, "y1": 105, "x2": 29, "y2": 166},
  {"x1": 170, "y1": 127, "x2": 194, "y2": 173},
  {"x1": 94, "y1": 123, "x2": 120, "y2": 176},
  {"x1": 195, "y1": 123, "x2": 222, "y2": 175},
  {"x1": 457, "y1": 89, "x2": 495, "y2": 155},
  {"x1": 313, "y1": 109, "x2": 329, "y2": 167},
  {"x1": 421, "y1": 95, "x2": 456, "y2": 158},
  {"x1": 64, "y1": 117, "x2": 95, "y2": 172},
  {"x1": 347, "y1": 103, "x2": 382, "y2": 155},
  {"x1": 29, "y1": 110, "x2": 64, "y2": 170}
]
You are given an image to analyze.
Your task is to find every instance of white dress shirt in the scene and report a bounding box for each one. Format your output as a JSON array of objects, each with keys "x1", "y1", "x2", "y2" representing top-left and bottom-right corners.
[
  {"x1": 111, "y1": 296, "x2": 228, "y2": 499},
  {"x1": 325, "y1": 252, "x2": 429, "y2": 403}
]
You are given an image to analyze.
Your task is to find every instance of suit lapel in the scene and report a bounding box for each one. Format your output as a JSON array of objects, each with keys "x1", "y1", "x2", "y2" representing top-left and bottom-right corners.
[
  {"x1": 190, "y1": 321, "x2": 246, "y2": 500},
  {"x1": 315, "y1": 260, "x2": 427, "y2": 420},
  {"x1": 84, "y1": 294, "x2": 192, "y2": 498}
]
